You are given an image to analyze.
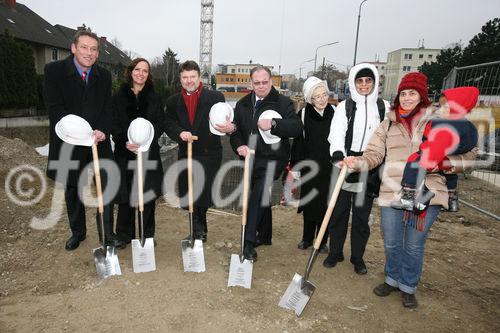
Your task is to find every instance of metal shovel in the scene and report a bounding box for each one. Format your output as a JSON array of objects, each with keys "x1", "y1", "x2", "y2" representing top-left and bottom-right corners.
[
  {"x1": 228, "y1": 149, "x2": 255, "y2": 289},
  {"x1": 279, "y1": 165, "x2": 347, "y2": 316},
  {"x1": 180, "y1": 136, "x2": 205, "y2": 273},
  {"x1": 91, "y1": 144, "x2": 122, "y2": 279},
  {"x1": 131, "y1": 151, "x2": 156, "y2": 273}
]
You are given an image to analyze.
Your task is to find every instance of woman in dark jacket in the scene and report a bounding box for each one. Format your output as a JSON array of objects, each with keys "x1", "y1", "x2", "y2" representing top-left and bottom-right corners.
[
  {"x1": 290, "y1": 76, "x2": 335, "y2": 254},
  {"x1": 112, "y1": 58, "x2": 165, "y2": 247}
]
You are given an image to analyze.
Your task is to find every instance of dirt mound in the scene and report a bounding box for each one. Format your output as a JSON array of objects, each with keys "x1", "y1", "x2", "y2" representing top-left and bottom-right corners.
[{"x1": 0, "y1": 135, "x2": 46, "y2": 173}]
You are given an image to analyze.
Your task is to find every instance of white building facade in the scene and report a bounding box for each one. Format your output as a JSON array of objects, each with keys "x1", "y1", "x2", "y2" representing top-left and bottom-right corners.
[{"x1": 383, "y1": 48, "x2": 440, "y2": 99}]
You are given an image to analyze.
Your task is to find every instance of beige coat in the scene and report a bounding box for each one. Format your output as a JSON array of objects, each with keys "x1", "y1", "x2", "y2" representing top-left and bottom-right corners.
[{"x1": 359, "y1": 109, "x2": 478, "y2": 208}]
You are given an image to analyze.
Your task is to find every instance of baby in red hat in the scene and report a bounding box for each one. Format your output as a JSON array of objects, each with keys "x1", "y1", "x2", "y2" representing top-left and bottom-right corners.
[{"x1": 392, "y1": 86, "x2": 479, "y2": 213}]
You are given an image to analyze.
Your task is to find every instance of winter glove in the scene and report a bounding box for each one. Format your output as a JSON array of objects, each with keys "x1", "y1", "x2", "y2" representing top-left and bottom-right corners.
[{"x1": 330, "y1": 151, "x2": 345, "y2": 165}]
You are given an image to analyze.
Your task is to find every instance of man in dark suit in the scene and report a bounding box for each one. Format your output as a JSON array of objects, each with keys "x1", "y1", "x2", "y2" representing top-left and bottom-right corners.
[
  {"x1": 44, "y1": 28, "x2": 123, "y2": 251},
  {"x1": 230, "y1": 65, "x2": 302, "y2": 261},
  {"x1": 165, "y1": 60, "x2": 229, "y2": 242}
]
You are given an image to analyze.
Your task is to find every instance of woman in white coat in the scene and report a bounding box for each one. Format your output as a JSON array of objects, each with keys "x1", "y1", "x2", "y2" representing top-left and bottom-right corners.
[{"x1": 324, "y1": 63, "x2": 390, "y2": 275}]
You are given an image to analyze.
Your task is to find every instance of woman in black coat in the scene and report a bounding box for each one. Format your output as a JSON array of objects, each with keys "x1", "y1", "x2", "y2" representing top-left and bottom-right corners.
[
  {"x1": 290, "y1": 76, "x2": 335, "y2": 254},
  {"x1": 112, "y1": 58, "x2": 165, "y2": 247}
]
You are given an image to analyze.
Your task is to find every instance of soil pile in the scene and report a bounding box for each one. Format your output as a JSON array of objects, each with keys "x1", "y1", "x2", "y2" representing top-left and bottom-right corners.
[{"x1": 0, "y1": 135, "x2": 46, "y2": 173}]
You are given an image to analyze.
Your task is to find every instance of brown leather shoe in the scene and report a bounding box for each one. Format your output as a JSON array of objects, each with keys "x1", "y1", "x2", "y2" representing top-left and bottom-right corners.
[
  {"x1": 373, "y1": 283, "x2": 399, "y2": 296},
  {"x1": 402, "y1": 292, "x2": 418, "y2": 308}
]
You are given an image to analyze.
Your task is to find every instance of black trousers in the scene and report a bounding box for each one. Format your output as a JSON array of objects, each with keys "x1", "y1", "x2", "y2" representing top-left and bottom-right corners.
[
  {"x1": 193, "y1": 206, "x2": 208, "y2": 235},
  {"x1": 64, "y1": 185, "x2": 114, "y2": 238},
  {"x1": 328, "y1": 189, "x2": 373, "y2": 263},
  {"x1": 244, "y1": 158, "x2": 286, "y2": 244},
  {"x1": 116, "y1": 201, "x2": 156, "y2": 243},
  {"x1": 246, "y1": 174, "x2": 270, "y2": 243},
  {"x1": 302, "y1": 218, "x2": 328, "y2": 246}
]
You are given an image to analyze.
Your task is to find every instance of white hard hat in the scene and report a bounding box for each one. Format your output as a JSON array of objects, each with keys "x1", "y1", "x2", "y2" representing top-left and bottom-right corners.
[
  {"x1": 127, "y1": 117, "x2": 154, "y2": 152},
  {"x1": 258, "y1": 110, "x2": 282, "y2": 144},
  {"x1": 302, "y1": 76, "x2": 329, "y2": 104},
  {"x1": 55, "y1": 114, "x2": 94, "y2": 146},
  {"x1": 209, "y1": 102, "x2": 234, "y2": 136}
]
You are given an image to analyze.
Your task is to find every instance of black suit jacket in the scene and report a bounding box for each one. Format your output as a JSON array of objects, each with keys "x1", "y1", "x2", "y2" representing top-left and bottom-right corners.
[
  {"x1": 164, "y1": 88, "x2": 225, "y2": 207},
  {"x1": 44, "y1": 55, "x2": 114, "y2": 187}
]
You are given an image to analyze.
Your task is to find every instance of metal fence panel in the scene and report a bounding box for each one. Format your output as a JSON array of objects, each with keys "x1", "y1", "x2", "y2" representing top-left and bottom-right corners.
[{"x1": 442, "y1": 61, "x2": 500, "y2": 220}]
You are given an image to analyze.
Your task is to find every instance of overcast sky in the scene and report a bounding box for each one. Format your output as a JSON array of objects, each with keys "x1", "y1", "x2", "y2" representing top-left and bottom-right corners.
[{"x1": 20, "y1": 0, "x2": 499, "y2": 76}]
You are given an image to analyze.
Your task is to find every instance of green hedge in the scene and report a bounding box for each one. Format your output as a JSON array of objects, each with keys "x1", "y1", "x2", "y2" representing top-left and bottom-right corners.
[{"x1": 0, "y1": 30, "x2": 38, "y2": 109}]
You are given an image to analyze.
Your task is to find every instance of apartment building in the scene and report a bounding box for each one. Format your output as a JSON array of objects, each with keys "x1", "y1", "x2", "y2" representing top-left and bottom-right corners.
[
  {"x1": 383, "y1": 47, "x2": 440, "y2": 99},
  {"x1": 215, "y1": 63, "x2": 281, "y2": 92}
]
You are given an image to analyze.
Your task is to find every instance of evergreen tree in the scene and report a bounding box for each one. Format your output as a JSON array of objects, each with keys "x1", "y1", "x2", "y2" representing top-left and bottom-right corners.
[
  {"x1": 0, "y1": 30, "x2": 38, "y2": 109},
  {"x1": 420, "y1": 45, "x2": 462, "y2": 95},
  {"x1": 151, "y1": 47, "x2": 181, "y2": 100},
  {"x1": 460, "y1": 18, "x2": 500, "y2": 66}
]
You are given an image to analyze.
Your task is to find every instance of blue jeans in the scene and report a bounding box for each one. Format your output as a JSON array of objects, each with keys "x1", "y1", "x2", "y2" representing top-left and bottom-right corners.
[{"x1": 380, "y1": 206, "x2": 441, "y2": 294}]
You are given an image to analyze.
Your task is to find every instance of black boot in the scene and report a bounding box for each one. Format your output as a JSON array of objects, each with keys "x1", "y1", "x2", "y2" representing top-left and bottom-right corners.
[
  {"x1": 243, "y1": 241, "x2": 257, "y2": 261},
  {"x1": 447, "y1": 190, "x2": 459, "y2": 212}
]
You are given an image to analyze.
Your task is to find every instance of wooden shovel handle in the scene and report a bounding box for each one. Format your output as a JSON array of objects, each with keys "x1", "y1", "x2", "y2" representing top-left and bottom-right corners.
[
  {"x1": 313, "y1": 165, "x2": 348, "y2": 250},
  {"x1": 187, "y1": 136, "x2": 198, "y2": 213},
  {"x1": 241, "y1": 149, "x2": 255, "y2": 227},
  {"x1": 137, "y1": 151, "x2": 144, "y2": 212},
  {"x1": 91, "y1": 144, "x2": 104, "y2": 213}
]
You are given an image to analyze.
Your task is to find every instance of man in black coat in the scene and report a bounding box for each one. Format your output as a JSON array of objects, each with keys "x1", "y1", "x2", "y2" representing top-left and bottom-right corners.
[
  {"x1": 44, "y1": 29, "x2": 122, "y2": 251},
  {"x1": 230, "y1": 65, "x2": 302, "y2": 261},
  {"x1": 165, "y1": 60, "x2": 229, "y2": 242}
]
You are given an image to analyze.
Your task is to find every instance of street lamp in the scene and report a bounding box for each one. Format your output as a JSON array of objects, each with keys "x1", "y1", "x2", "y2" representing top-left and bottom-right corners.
[
  {"x1": 314, "y1": 41, "x2": 339, "y2": 73},
  {"x1": 299, "y1": 58, "x2": 314, "y2": 79},
  {"x1": 353, "y1": 0, "x2": 368, "y2": 66}
]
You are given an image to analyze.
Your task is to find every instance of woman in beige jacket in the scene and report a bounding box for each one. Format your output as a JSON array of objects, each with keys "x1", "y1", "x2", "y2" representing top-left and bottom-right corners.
[{"x1": 344, "y1": 73, "x2": 477, "y2": 309}]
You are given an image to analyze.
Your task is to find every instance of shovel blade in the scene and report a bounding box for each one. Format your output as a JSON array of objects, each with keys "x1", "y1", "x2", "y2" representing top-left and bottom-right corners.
[
  {"x1": 181, "y1": 239, "x2": 205, "y2": 273},
  {"x1": 278, "y1": 273, "x2": 316, "y2": 316},
  {"x1": 93, "y1": 246, "x2": 122, "y2": 279},
  {"x1": 131, "y1": 238, "x2": 156, "y2": 273},
  {"x1": 227, "y1": 253, "x2": 253, "y2": 289}
]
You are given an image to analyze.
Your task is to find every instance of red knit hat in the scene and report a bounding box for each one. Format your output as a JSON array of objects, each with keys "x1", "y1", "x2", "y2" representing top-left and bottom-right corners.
[
  {"x1": 397, "y1": 72, "x2": 430, "y2": 105},
  {"x1": 442, "y1": 86, "x2": 479, "y2": 118}
]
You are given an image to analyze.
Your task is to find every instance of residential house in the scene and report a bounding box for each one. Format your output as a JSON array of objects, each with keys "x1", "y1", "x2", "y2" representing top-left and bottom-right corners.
[
  {"x1": 0, "y1": 0, "x2": 70, "y2": 74},
  {"x1": 0, "y1": 0, "x2": 131, "y2": 77}
]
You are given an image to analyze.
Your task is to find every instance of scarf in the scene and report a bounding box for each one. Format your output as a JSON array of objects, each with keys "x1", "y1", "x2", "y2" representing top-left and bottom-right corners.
[
  {"x1": 397, "y1": 106, "x2": 416, "y2": 137},
  {"x1": 403, "y1": 210, "x2": 427, "y2": 232},
  {"x1": 181, "y1": 82, "x2": 203, "y2": 126}
]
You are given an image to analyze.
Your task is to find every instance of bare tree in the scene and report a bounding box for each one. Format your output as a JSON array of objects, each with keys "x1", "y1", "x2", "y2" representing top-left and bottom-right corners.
[{"x1": 110, "y1": 37, "x2": 122, "y2": 49}]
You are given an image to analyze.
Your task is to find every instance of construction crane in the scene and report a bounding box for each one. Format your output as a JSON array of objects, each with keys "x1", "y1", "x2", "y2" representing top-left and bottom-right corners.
[{"x1": 199, "y1": 0, "x2": 214, "y2": 85}]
